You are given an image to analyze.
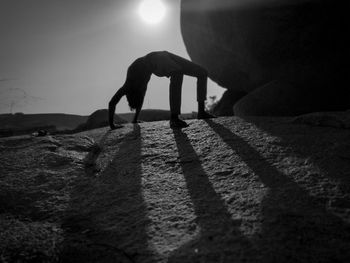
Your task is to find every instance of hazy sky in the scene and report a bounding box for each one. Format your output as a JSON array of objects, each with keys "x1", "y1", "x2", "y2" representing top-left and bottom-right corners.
[{"x1": 0, "y1": 0, "x2": 224, "y2": 115}]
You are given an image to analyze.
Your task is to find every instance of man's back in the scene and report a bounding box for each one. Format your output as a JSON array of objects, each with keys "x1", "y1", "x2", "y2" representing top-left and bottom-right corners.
[{"x1": 145, "y1": 51, "x2": 182, "y2": 77}]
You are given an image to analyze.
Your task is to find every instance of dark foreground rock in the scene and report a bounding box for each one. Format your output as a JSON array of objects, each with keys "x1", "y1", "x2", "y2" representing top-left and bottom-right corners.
[
  {"x1": 292, "y1": 110, "x2": 350, "y2": 129},
  {"x1": 181, "y1": 0, "x2": 350, "y2": 115},
  {"x1": 1, "y1": 116, "x2": 350, "y2": 262},
  {"x1": 213, "y1": 90, "x2": 247, "y2": 116}
]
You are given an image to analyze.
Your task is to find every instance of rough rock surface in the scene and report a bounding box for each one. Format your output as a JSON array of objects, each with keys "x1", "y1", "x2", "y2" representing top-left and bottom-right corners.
[
  {"x1": 1, "y1": 117, "x2": 350, "y2": 262},
  {"x1": 181, "y1": 0, "x2": 350, "y2": 115}
]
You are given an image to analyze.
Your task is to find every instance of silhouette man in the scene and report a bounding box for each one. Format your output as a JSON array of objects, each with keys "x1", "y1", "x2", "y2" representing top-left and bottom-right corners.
[{"x1": 108, "y1": 51, "x2": 215, "y2": 129}]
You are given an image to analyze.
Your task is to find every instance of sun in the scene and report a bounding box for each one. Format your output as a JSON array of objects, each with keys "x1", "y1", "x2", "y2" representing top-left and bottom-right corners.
[{"x1": 138, "y1": 0, "x2": 166, "y2": 25}]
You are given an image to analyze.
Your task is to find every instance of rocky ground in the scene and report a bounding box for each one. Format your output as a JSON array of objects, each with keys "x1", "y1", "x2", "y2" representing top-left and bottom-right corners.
[{"x1": 1, "y1": 115, "x2": 350, "y2": 262}]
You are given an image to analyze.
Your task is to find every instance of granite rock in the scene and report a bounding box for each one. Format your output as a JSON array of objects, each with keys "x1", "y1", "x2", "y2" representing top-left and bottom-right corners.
[{"x1": 181, "y1": 0, "x2": 350, "y2": 115}]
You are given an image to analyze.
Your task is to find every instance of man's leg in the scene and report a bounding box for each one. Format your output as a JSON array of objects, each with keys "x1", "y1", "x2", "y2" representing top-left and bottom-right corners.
[
  {"x1": 167, "y1": 53, "x2": 213, "y2": 118},
  {"x1": 169, "y1": 73, "x2": 188, "y2": 128},
  {"x1": 196, "y1": 74, "x2": 208, "y2": 117},
  {"x1": 169, "y1": 73, "x2": 183, "y2": 117}
]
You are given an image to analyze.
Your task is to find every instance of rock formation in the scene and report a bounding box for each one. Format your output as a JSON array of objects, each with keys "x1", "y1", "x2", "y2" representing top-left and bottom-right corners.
[
  {"x1": 181, "y1": 0, "x2": 350, "y2": 116},
  {"x1": 292, "y1": 110, "x2": 350, "y2": 129},
  {"x1": 212, "y1": 90, "x2": 247, "y2": 116},
  {"x1": 1, "y1": 117, "x2": 350, "y2": 262},
  {"x1": 79, "y1": 109, "x2": 127, "y2": 131}
]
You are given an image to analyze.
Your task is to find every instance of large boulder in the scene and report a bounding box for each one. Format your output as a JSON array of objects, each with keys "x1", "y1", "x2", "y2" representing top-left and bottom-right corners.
[
  {"x1": 213, "y1": 90, "x2": 247, "y2": 116},
  {"x1": 233, "y1": 80, "x2": 304, "y2": 116},
  {"x1": 181, "y1": 0, "x2": 350, "y2": 116}
]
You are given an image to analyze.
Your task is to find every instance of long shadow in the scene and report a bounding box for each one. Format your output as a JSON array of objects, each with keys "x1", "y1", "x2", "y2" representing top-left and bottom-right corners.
[
  {"x1": 168, "y1": 129, "x2": 255, "y2": 263},
  {"x1": 240, "y1": 116, "x2": 350, "y2": 191},
  {"x1": 205, "y1": 119, "x2": 350, "y2": 262},
  {"x1": 61, "y1": 125, "x2": 157, "y2": 263}
]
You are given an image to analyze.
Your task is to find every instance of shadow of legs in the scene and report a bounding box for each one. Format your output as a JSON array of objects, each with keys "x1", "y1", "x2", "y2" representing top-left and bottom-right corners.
[
  {"x1": 240, "y1": 116, "x2": 350, "y2": 191},
  {"x1": 205, "y1": 119, "x2": 350, "y2": 262},
  {"x1": 168, "y1": 129, "x2": 254, "y2": 262}
]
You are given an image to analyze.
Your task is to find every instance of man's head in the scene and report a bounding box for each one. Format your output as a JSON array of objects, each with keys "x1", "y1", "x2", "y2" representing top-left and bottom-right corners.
[
  {"x1": 124, "y1": 59, "x2": 152, "y2": 111},
  {"x1": 125, "y1": 81, "x2": 148, "y2": 111}
]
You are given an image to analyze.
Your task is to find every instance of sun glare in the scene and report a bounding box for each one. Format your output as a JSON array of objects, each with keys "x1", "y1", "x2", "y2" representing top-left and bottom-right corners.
[{"x1": 138, "y1": 0, "x2": 166, "y2": 25}]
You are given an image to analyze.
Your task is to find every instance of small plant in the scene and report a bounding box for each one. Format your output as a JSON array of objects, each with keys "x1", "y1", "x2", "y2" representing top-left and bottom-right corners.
[{"x1": 205, "y1": 96, "x2": 218, "y2": 114}]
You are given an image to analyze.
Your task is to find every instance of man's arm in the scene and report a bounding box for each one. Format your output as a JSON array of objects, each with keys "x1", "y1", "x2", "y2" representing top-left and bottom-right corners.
[
  {"x1": 132, "y1": 78, "x2": 150, "y2": 123},
  {"x1": 109, "y1": 87, "x2": 126, "y2": 129}
]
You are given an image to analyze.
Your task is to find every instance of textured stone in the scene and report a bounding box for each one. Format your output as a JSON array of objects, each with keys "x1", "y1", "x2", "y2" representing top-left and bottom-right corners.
[
  {"x1": 1, "y1": 117, "x2": 350, "y2": 261},
  {"x1": 181, "y1": 0, "x2": 350, "y2": 115}
]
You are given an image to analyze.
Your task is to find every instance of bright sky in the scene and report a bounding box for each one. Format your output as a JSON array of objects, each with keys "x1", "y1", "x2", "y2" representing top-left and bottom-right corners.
[{"x1": 0, "y1": 0, "x2": 224, "y2": 115}]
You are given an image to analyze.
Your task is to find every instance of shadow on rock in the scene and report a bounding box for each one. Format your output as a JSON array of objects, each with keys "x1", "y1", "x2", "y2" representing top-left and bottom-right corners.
[
  {"x1": 205, "y1": 119, "x2": 350, "y2": 262},
  {"x1": 240, "y1": 115, "x2": 350, "y2": 191},
  {"x1": 168, "y1": 129, "x2": 256, "y2": 262},
  {"x1": 60, "y1": 124, "x2": 157, "y2": 263}
]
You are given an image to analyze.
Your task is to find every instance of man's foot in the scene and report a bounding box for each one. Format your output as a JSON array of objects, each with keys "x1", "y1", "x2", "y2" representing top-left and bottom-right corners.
[
  {"x1": 197, "y1": 111, "x2": 216, "y2": 119},
  {"x1": 170, "y1": 118, "x2": 189, "y2": 129}
]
